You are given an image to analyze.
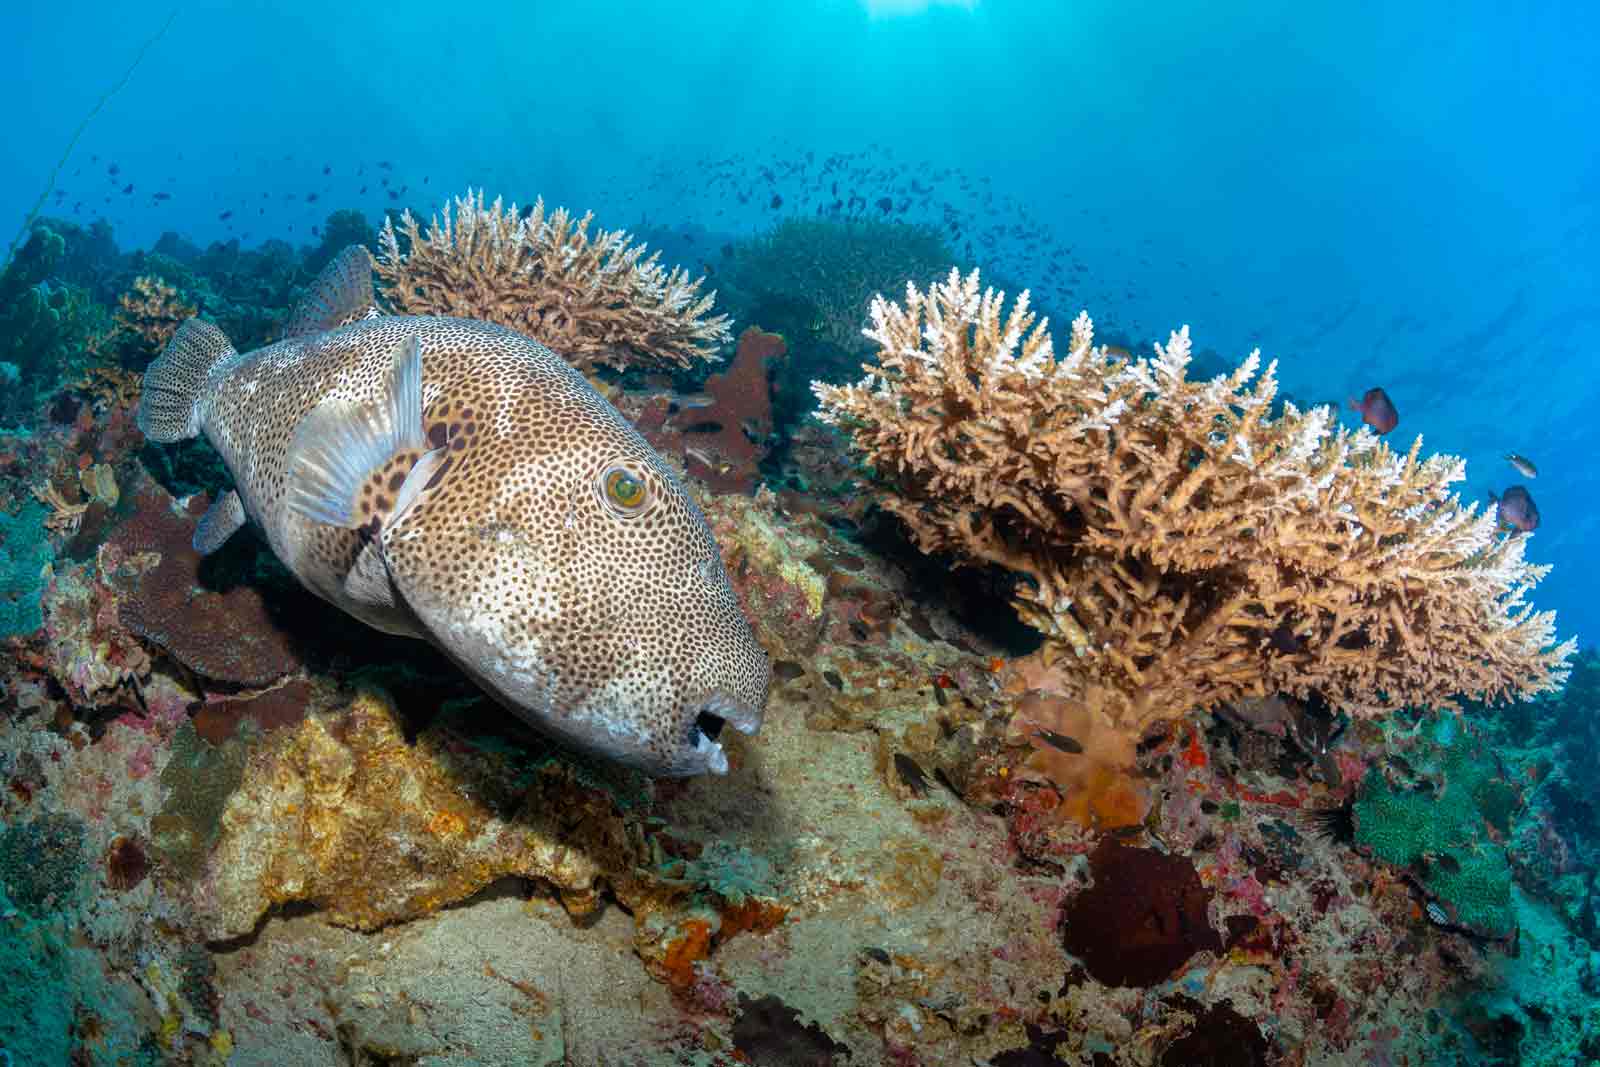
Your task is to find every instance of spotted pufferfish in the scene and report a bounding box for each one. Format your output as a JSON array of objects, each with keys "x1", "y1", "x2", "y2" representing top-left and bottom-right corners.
[{"x1": 136, "y1": 246, "x2": 770, "y2": 775}]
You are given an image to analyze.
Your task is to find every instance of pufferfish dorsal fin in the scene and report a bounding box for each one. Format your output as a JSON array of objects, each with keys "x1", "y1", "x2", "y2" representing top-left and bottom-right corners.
[
  {"x1": 285, "y1": 333, "x2": 443, "y2": 531},
  {"x1": 282, "y1": 245, "x2": 381, "y2": 340}
]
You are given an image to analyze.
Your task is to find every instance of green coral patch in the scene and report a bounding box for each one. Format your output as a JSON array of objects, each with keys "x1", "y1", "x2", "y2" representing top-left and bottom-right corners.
[{"x1": 1354, "y1": 717, "x2": 1519, "y2": 936}]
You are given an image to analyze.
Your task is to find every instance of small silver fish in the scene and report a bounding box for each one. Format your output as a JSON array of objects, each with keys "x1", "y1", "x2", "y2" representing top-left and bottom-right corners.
[
  {"x1": 137, "y1": 247, "x2": 770, "y2": 775},
  {"x1": 1505, "y1": 453, "x2": 1538, "y2": 479},
  {"x1": 1425, "y1": 901, "x2": 1449, "y2": 926}
]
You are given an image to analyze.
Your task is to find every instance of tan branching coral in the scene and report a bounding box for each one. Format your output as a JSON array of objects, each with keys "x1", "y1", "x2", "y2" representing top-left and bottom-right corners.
[
  {"x1": 814, "y1": 268, "x2": 1574, "y2": 753},
  {"x1": 113, "y1": 275, "x2": 195, "y2": 349},
  {"x1": 375, "y1": 189, "x2": 731, "y2": 372}
]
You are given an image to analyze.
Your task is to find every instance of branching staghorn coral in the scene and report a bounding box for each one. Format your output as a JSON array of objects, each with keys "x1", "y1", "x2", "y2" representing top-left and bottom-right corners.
[
  {"x1": 375, "y1": 190, "x2": 730, "y2": 372},
  {"x1": 814, "y1": 268, "x2": 1575, "y2": 752}
]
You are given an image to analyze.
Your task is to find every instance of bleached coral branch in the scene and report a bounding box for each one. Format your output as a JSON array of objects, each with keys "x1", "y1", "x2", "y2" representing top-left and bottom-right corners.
[
  {"x1": 375, "y1": 189, "x2": 731, "y2": 372},
  {"x1": 812, "y1": 267, "x2": 1573, "y2": 745}
]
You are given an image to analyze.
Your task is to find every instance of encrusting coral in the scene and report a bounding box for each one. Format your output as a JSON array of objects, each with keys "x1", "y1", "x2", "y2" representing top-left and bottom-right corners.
[
  {"x1": 375, "y1": 189, "x2": 731, "y2": 372},
  {"x1": 813, "y1": 268, "x2": 1575, "y2": 761}
]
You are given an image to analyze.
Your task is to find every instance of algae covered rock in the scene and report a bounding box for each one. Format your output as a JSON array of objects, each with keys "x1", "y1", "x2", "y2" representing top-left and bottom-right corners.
[
  {"x1": 0, "y1": 501, "x2": 52, "y2": 637},
  {"x1": 192, "y1": 687, "x2": 642, "y2": 938}
]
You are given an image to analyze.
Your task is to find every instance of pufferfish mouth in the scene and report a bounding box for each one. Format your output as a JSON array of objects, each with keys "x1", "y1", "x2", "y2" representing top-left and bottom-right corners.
[{"x1": 687, "y1": 691, "x2": 764, "y2": 775}]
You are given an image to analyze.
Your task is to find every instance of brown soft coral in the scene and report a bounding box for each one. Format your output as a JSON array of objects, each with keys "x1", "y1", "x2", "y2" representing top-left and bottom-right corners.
[
  {"x1": 375, "y1": 189, "x2": 730, "y2": 372},
  {"x1": 814, "y1": 268, "x2": 1574, "y2": 757}
]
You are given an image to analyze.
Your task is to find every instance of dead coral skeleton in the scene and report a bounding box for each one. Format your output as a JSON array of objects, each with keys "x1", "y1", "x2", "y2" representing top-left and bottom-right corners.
[
  {"x1": 375, "y1": 189, "x2": 731, "y2": 372},
  {"x1": 814, "y1": 267, "x2": 1575, "y2": 752},
  {"x1": 32, "y1": 479, "x2": 88, "y2": 535}
]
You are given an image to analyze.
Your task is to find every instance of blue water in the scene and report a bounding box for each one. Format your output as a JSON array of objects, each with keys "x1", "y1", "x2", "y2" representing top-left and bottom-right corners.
[{"x1": 4, "y1": 0, "x2": 1597, "y2": 648}]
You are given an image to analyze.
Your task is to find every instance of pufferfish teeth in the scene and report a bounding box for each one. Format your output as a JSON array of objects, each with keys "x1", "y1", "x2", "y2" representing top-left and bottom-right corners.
[{"x1": 694, "y1": 732, "x2": 730, "y2": 775}]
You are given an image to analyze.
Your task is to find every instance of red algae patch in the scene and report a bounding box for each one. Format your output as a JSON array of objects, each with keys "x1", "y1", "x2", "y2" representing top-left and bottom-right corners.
[{"x1": 192, "y1": 679, "x2": 315, "y2": 745}]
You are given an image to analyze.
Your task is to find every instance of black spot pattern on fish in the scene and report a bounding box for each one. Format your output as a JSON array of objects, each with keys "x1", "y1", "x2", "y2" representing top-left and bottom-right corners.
[{"x1": 197, "y1": 313, "x2": 770, "y2": 775}]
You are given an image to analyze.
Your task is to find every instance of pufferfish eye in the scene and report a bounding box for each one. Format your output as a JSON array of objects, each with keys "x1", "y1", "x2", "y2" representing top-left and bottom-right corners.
[{"x1": 602, "y1": 466, "x2": 649, "y2": 515}]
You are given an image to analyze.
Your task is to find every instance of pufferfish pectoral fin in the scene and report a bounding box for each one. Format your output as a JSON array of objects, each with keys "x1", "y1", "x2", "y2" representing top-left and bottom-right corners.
[
  {"x1": 284, "y1": 333, "x2": 439, "y2": 531},
  {"x1": 343, "y1": 538, "x2": 399, "y2": 611},
  {"x1": 193, "y1": 489, "x2": 246, "y2": 555}
]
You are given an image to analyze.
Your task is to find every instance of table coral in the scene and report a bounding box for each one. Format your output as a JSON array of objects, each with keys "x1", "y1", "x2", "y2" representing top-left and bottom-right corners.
[
  {"x1": 376, "y1": 189, "x2": 730, "y2": 372},
  {"x1": 105, "y1": 482, "x2": 302, "y2": 687},
  {"x1": 814, "y1": 267, "x2": 1575, "y2": 759}
]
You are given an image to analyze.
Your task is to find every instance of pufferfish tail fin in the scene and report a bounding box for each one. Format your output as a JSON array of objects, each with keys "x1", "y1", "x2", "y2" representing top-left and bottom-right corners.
[
  {"x1": 136, "y1": 317, "x2": 237, "y2": 442},
  {"x1": 282, "y1": 245, "x2": 381, "y2": 339}
]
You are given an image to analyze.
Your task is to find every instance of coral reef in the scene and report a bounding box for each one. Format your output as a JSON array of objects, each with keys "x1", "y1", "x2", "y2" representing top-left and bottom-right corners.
[
  {"x1": 0, "y1": 810, "x2": 87, "y2": 917},
  {"x1": 302, "y1": 208, "x2": 376, "y2": 276},
  {"x1": 814, "y1": 268, "x2": 1575, "y2": 758},
  {"x1": 0, "y1": 501, "x2": 51, "y2": 637},
  {"x1": 111, "y1": 275, "x2": 196, "y2": 352},
  {"x1": 0, "y1": 226, "x2": 111, "y2": 420},
  {"x1": 376, "y1": 190, "x2": 731, "y2": 371},
  {"x1": 3, "y1": 200, "x2": 1598, "y2": 1067},
  {"x1": 104, "y1": 483, "x2": 303, "y2": 687},
  {"x1": 633, "y1": 326, "x2": 786, "y2": 493},
  {"x1": 1352, "y1": 714, "x2": 1521, "y2": 936},
  {"x1": 726, "y1": 216, "x2": 954, "y2": 355},
  {"x1": 0, "y1": 883, "x2": 163, "y2": 1066}
]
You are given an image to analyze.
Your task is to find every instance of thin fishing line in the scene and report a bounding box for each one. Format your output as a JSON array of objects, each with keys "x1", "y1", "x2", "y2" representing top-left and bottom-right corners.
[{"x1": 1, "y1": 8, "x2": 180, "y2": 276}]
